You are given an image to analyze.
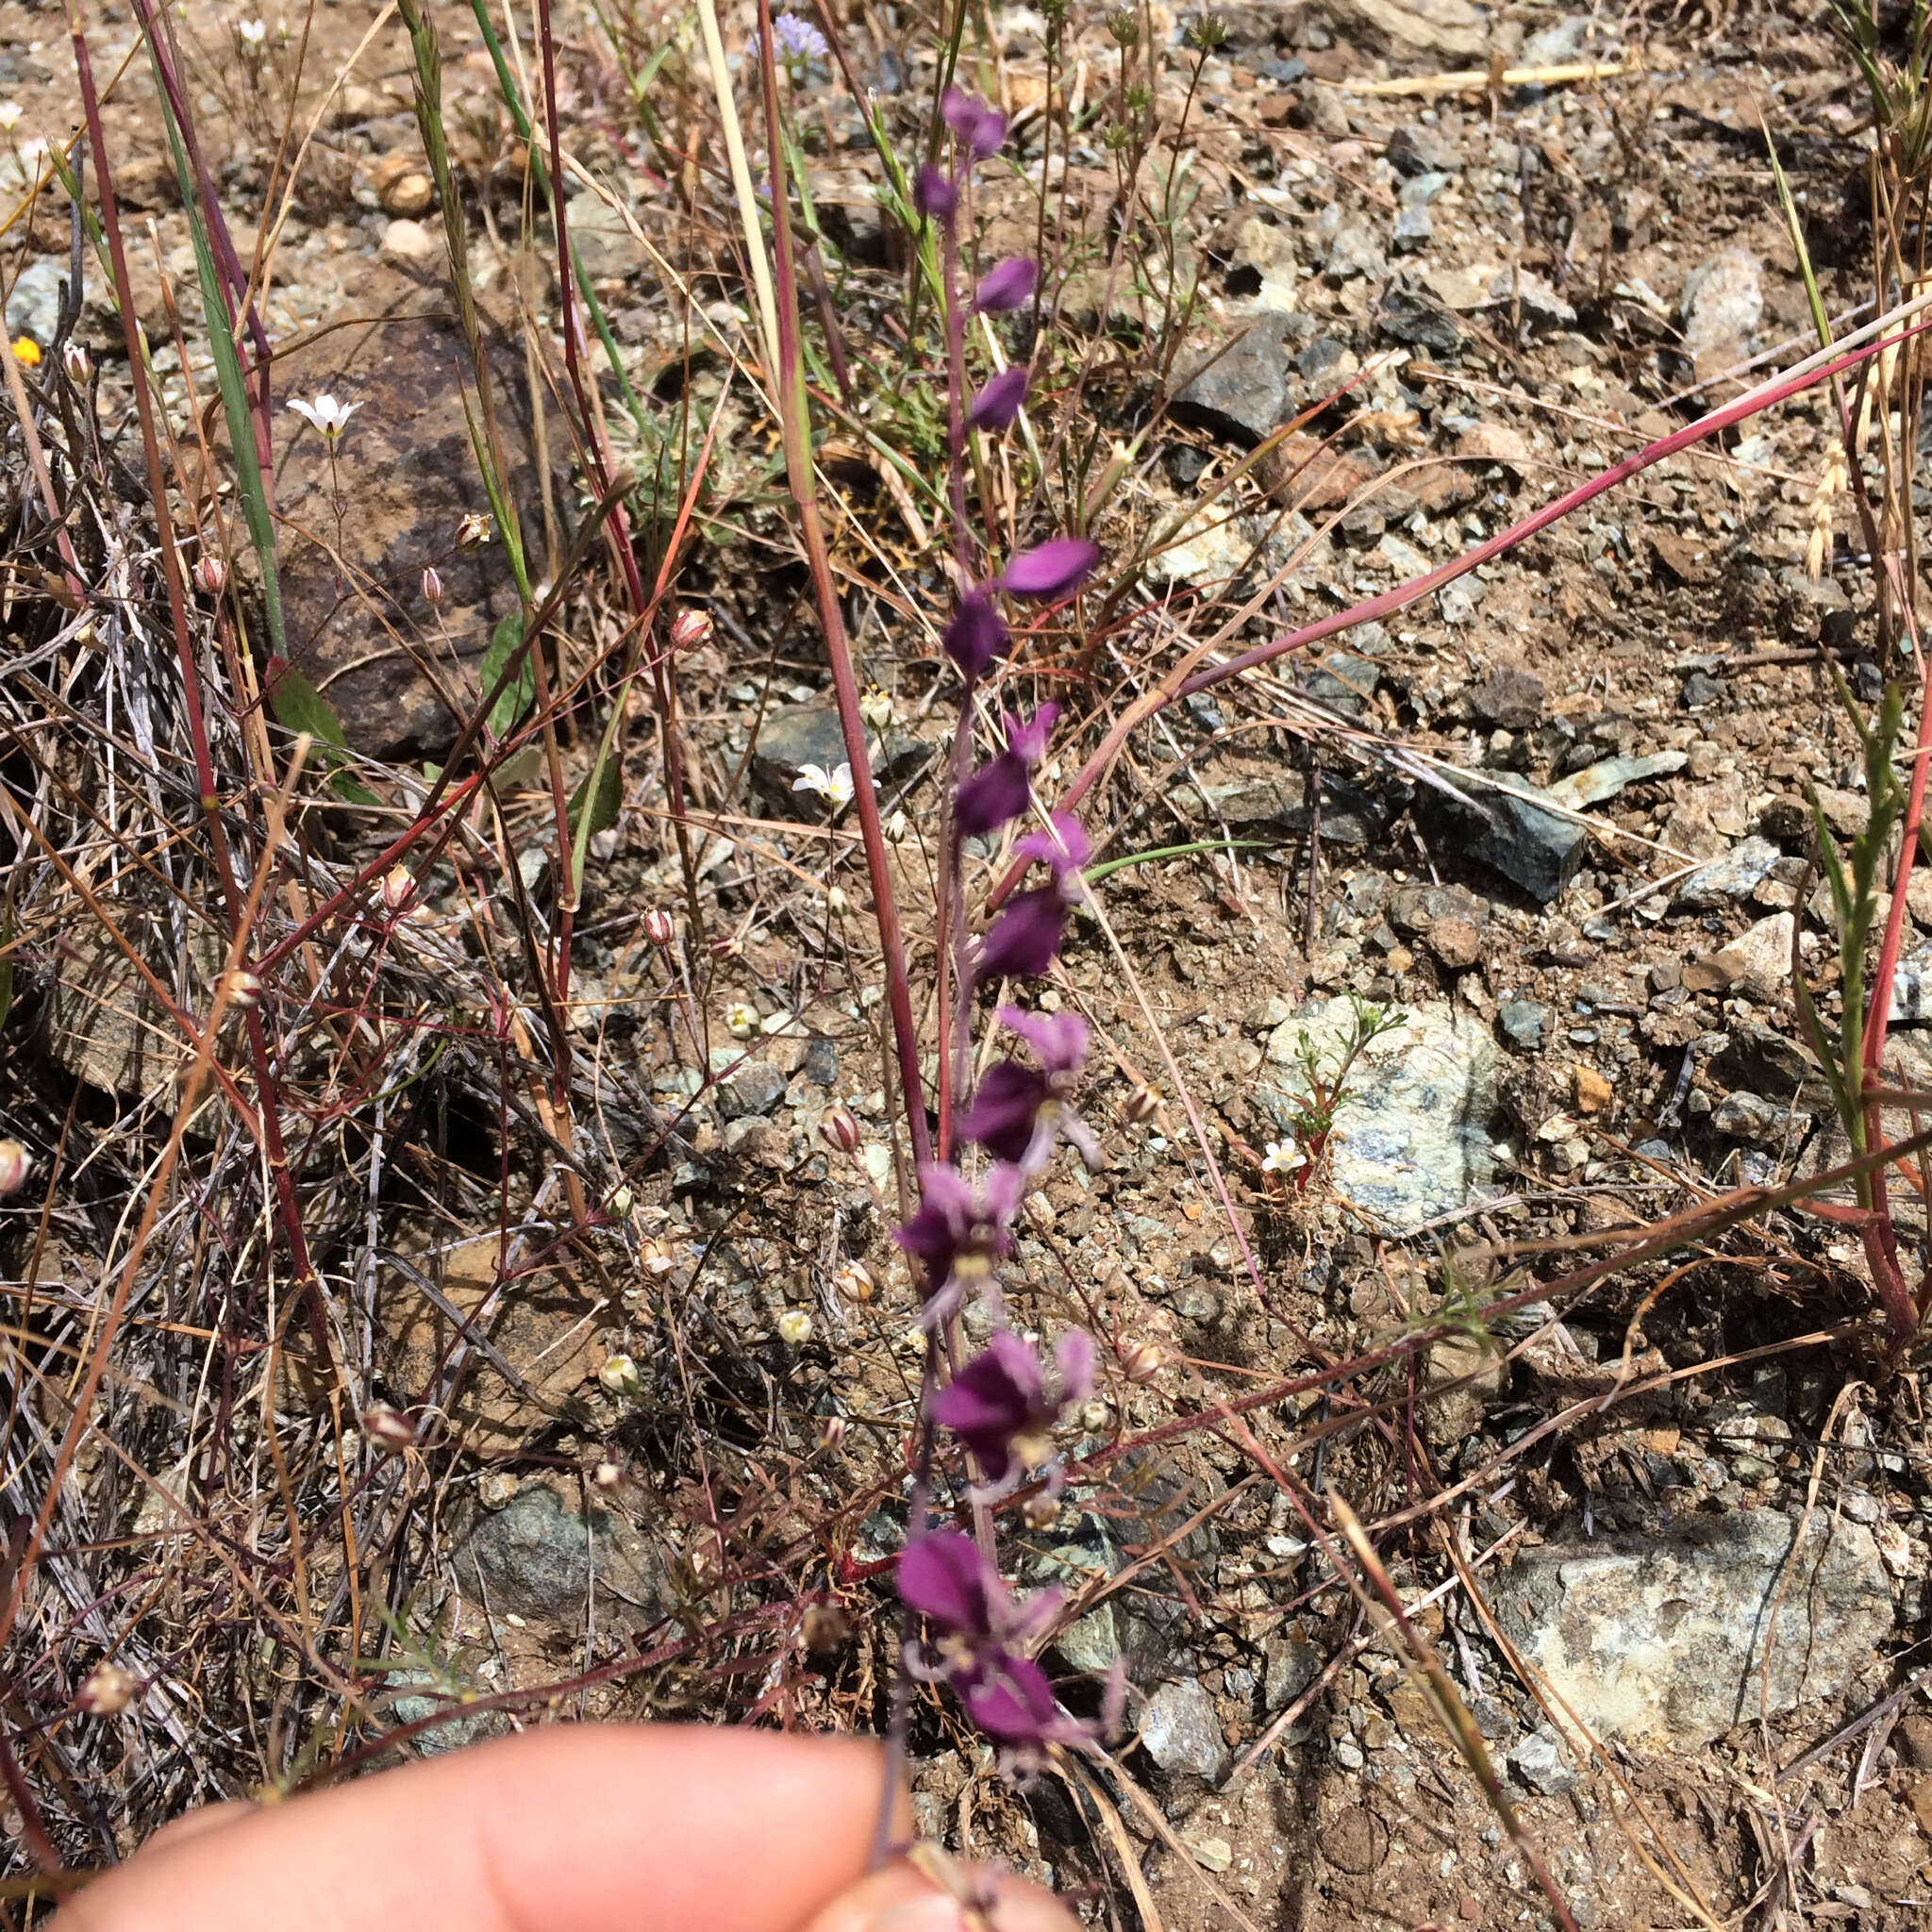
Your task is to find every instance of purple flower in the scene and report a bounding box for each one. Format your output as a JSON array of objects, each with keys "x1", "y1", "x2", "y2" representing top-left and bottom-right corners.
[
  {"x1": 956, "y1": 704, "x2": 1057, "y2": 838},
  {"x1": 966, "y1": 365, "x2": 1029, "y2": 433},
  {"x1": 894, "y1": 1160, "x2": 1025, "y2": 1313},
  {"x1": 942, "y1": 588, "x2": 1008, "y2": 680},
  {"x1": 1000, "y1": 537, "x2": 1098, "y2": 601},
  {"x1": 934, "y1": 1330, "x2": 1096, "y2": 1485},
  {"x1": 758, "y1": 10, "x2": 828, "y2": 62},
  {"x1": 914, "y1": 163, "x2": 958, "y2": 222},
  {"x1": 974, "y1": 257, "x2": 1037, "y2": 314},
  {"x1": 1013, "y1": 810, "x2": 1091, "y2": 882},
  {"x1": 959, "y1": 1004, "x2": 1099, "y2": 1169},
  {"x1": 974, "y1": 888, "x2": 1066, "y2": 985},
  {"x1": 897, "y1": 1528, "x2": 1113, "y2": 1764},
  {"x1": 941, "y1": 87, "x2": 1008, "y2": 160}
]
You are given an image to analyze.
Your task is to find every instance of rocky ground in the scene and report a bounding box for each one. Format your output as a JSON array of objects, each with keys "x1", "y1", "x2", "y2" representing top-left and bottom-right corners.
[{"x1": 6, "y1": 0, "x2": 1932, "y2": 1926}]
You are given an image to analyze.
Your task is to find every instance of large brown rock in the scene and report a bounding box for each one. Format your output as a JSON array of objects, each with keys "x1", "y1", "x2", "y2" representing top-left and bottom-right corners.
[{"x1": 268, "y1": 313, "x2": 562, "y2": 762}]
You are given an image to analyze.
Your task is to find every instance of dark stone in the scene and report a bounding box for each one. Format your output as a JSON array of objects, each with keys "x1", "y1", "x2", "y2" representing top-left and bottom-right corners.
[
  {"x1": 715, "y1": 1060, "x2": 788, "y2": 1120},
  {"x1": 1376, "y1": 283, "x2": 1462, "y2": 356},
  {"x1": 1172, "y1": 312, "x2": 1297, "y2": 442},
  {"x1": 749, "y1": 707, "x2": 927, "y2": 806},
  {"x1": 801, "y1": 1037, "x2": 838, "y2": 1087},
  {"x1": 1295, "y1": 334, "x2": 1355, "y2": 382},
  {"x1": 1681, "y1": 670, "x2": 1725, "y2": 710},
  {"x1": 1303, "y1": 650, "x2": 1379, "y2": 714},
  {"x1": 1167, "y1": 444, "x2": 1209, "y2": 488},
  {"x1": 1467, "y1": 663, "x2": 1545, "y2": 729},
  {"x1": 1259, "y1": 57, "x2": 1308, "y2": 81},
  {"x1": 1712, "y1": 1020, "x2": 1821, "y2": 1100},
  {"x1": 1386, "y1": 123, "x2": 1460, "y2": 176},
  {"x1": 271, "y1": 314, "x2": 562, "y2": 762},
  {"x1": 1425, "y1": 775, "x2": 1588, "y2": 904},
  {"x1": 458, "y1": 1484, "x2": 665, "y2": 1629}
]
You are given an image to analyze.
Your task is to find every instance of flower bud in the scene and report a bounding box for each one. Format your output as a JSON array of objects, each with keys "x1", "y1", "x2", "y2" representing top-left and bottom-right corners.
[
  {"x1": 0, "y1": 1140, "x2": 31, "y2": 1195},
  {"x1": 60, "y1": 341, "x2": 90, "y2": 383},
  {"x1": 826, "y1": 885, "x2": 850, "y2": 916},
  {"x1": 1185, "y1": 11, "x2": 1228, "y2": 51},
  {"x1": 1107, "y1": 7, "x2": 1139, "y2": 43},
  {"x1": 973, "y1": 258, "x2": 1038, "y2": 315},
  {"x1": 860, "y1": 685, "x2": 894, "y2": 733},
  {"x1": 669, "y1": 608, "x2": 712, "y2": 653},
  {"x1": 1022, "y1": 1492, "x2": 1059, "y2": 1531},
  {"x1": 817, "y1": 1105, "x2": 861, "y2": 1154},
  {"x1": 817, "y1": 1414, "x2": 848, "y2": 1450},
  {"x1": 599, "y1": 1353, "x2": 641, "y2": 1395},
  {"x1": 710, "y1": 930, "x2": 744, "y2": 960},
  {"x1": 192, "y1": 553, "x2": 227, "y2": 596},
  {"x1": 776, "y1": 1307, "x2": 813, "y2": 1346},
  {"x1": 802, "y1": 1601, "x2": 851, "y2": 1651},
  {"x1": 1121, "y1": 1338, "x2": 1164, "y2": 1382},
  {"x1": 1001, "y1": 536, "x2": 1100, "y2": 601},
  {"x1": 884, "y1": 808, "x2": 910, "y2": 844},
  {"x1": 605, "y1": 1184, "x2": 635, "y2": 1221},
  {"x1": 76, "y1": 1661, "x2": 138, "y2": 1715},
  {"x1": 220, "y1": 968, "x2": 262, "y2": 1009},
  {"x1": 379, "y1": 866, "x2": 416, "y2": 912},
  {"x1": 421, "y1": 564, "x2": 444, "y2": 604},
  {"x1": 967, "y1": 366, "x2": 1030, "y2": 433},
  {"x1": 593, "y1": 1456, "x2": 624, "y2": 1491},
  {"x1": 914, "y1": 162, "x2": 958, "y2": 222},
  {"x1": 835, "y1": 1260, "x2": 874, "y2": 1304},
  {"x1": 1124, "y1": 1084, "x2": 1161, "y2": 1123},
  {"x1": 642, "y1": 908, "x2": 675, "y2": 946},
  {"x1": 360, "y1": 1403, "x2": 417, "y2": 1452}
]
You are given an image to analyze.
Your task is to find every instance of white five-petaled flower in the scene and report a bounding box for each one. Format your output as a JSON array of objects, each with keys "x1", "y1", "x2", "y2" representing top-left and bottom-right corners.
[
  {"x1": 792, "y1": 761, "x2": 854, "y2": 808},
  {"x1": 1260, "y1": 1140, "x2": 1306, "y2": 1175},
  {"x1": 288, "y1": 391, "x2": 359, "y2": 445},
  {"x1": 724, "y1": 1000, "x2": 761, "y2": 1039},
  {"x1": 0, "y1": 104, "x2": 21, "y2": 133},
  {"x1": 238, "y1": 16, "x2": 267, "y2": 46}
]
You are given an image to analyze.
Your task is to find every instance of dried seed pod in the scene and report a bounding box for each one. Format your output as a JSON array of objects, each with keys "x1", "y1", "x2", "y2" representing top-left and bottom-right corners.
[
  {"x1": 1120, "y1": 1338, "x2": 1164, "y2": 1383},
  {"x1": 817, "y1": 1106, "x2": 861, "y2": 1155},
  {"x1": 192, "y1": 553, "x2": 227, "y2": 596},
  {"x1": 360, "y1": 1404, "x2": 418, "y2": 1452},
  {"x1": 76, "y1": 1661, "x2": 139, "y2": 1715},
  {"x1": 1124, "y1": 1084, "x2": 1161, "y2": 1124},
  {"x1": 802, "y1": 1602, "x2": 851, "y2": 1652},
  {"x1": 642, "y1": 908, "x2": 675, "y2": 946},
  {"x1": 421, "y1": 564, "x2": 444, "y2": 604}
]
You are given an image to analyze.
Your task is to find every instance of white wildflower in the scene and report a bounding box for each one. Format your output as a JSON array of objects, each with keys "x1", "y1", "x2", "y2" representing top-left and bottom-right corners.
[
  {"x1": 724, "y1": 1000, "x2": 760, "y2": 1038},
  {"x1": 791, "y1": 761, "x2": 854, "y2": 808},
  {"x1": 1260, "y1": 1140, "x2": 1305, "y2": 1175},
  {"x1": 775, "y1": 1308, "x2": 813, "y2": 1345},
  {"x1": 287, "y1": 391, "x2": 360, "y2": 445},
  {"x1": 0, "y1": 105, "x2": 21, "y2": 133},
  {"x1": 238, "y1": 16, "x2": 267, "y2": 46}
]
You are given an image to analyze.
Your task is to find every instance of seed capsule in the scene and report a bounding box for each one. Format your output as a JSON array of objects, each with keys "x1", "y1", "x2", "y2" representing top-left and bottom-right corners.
[
  {"x1": 669, "y1": 608, "x2": 712, "y2": 653},
  {"x1": 642, "y1": 908, "x2": 675, "y2": 946},
  {"x1": 360, "y1": 1404, "x2": 417, "y2": 1452},
  {"x1": 817, "y1": 1106, "x2": 861, "y2": 1154},
  {"x1": 421, "y1": 565, "x2": 444, "y2": 604},
  {"x1": 192, "y1": 554, "x2": 227, "y2": 596}
]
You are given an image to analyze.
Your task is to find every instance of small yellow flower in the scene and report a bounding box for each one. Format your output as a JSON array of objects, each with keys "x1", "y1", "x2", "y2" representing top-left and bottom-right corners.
[{"x1": 12, "y1": 336, "x2": 39, "y2": 367}]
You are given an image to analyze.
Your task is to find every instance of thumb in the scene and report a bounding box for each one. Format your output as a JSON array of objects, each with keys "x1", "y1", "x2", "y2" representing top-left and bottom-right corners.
[{"x1": 803, "y1": 1855, "x2": 1078, "y2": 1932}]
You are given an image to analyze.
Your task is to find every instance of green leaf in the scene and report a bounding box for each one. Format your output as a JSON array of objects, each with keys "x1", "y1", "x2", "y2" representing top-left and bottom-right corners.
[
  {"x1": 482, "y1": 613, "x2": 534, "y2": 737},
  {"x1": 264, "y1": 657, "x2": 379, "y2": 805},
  {"x1": 568, "y1": 752, "x2": 623, "y2": 843}
]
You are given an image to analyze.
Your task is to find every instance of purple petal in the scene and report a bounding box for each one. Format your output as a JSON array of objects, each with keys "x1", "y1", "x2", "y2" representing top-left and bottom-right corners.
[
  {"x1": 941, "y1": 88, "x2": 1008, "y2": 159},
  {"x1": 1005, "y1": 703, "x2": 1058, "y2": 763},
  {"x1": 943, "y1": 591, "x2": 1008, "y2": 680},
  {"x1": 1055, "y1": 1328, "x2": 1096, "y2": 1405},
  {"x1": 974, "y1": 257, "x2": 1038, "y2": 314},
  {"x1": 1013, "y1": 811, "x2": 1092, "y2": 881},
  {"x1": 965, "y1": 1655, "x2": 1059, "y2": 1740},
  {"x1": 956, "y1": 753, "x2": 1033, "y2": 839},
  {"x1": 981, "y1": 1161, "x2": 1030, "y2": 1227},
  {"x1": 958, "y1": 1059, "x2": 1049, "y2": 1162},
  {"x1": 1000, "y1": 537, "x2": 1098, "y2": 601},
  {"x1": 941, "y1": 88, "x2": 983, "y2": 136},
  {"x1": 966, "y1": 366, "x2": 1029, "y2": 433},
  {"x1": 898, "y1": 1529, "x2": 990, "y2": 1634},
  {"x1": 914, "y1": 163, "x2": 958, "y2": 221},
  {"x1": 974, "y1": 888, "x2": 1066, "y2": 983},
  {"x1": 994, "y1": 1004, "x2": 1088, "y2": 1074}
]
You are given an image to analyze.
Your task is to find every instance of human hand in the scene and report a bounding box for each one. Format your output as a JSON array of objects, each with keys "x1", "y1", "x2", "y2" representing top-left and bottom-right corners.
[{"x1": 49, "y1": 1724, "x2": 1078, "y2": 1932}]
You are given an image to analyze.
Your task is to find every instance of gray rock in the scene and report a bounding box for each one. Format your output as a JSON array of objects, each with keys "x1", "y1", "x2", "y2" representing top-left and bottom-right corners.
[
  {"x1": 1033, "y1": 1521, "x2": 1124, "y2": 1675},
  {"x1": 1172, "y1": 312, "x2": 1297, "y2": 443},
  {"x1": 1712, "y1": 1090, "x2": 1799, "y2": 1145},
  {"x1": 1675, "y1": 836, "x2": 1781, "y2": 910},
  {"x1": 1328, "y1": 222, "x2": 1388, "y2": 280},
  {"x1": 1264, "y1": 997, "x2": 1499, "y2": 1231},
  {"x1": 1139, "y1": 1678, "x2": 1230, "y2": 1781},
  {"x1": 458, "y1": 1483, "x2": 666, "y2": 1629},
  {"x1": 1508, "y1": 1728, "x2": 1577, "y2": 1795},
  {"x1": 1426, "y1": 775, "x2": 1588, "y2": 904},
  {"x1": 1488, "y1": 1509, "x2": 1893, "y2": 1749},
  {"x1": 1264, "y1": 1628, "x2": 1323, "y2": 1709},
  {"x1": 1547, "y1": 751, "x2": 1688, "y2": 810},
  {"x1": 1376, "y1": 283, "x2": 1463, "y2": 356},
  {"x1": 1890, "y1": 949, "x2": 1932, "y2": 1024},
  {"x1": 1392, "y1": 206, "x2": 1433, "y2": 252},
  {"x1": 386, "y1": 1670, "x2": 511, "y2": 1756},
  {"x1": 1498, "y1": 1000, "x2": 1548, "y2": 1051},
  {"x1": 5, "y1": 256, "x2": 68, "y2": 348},
  {"x1": 1680, "y1": 246, "x2": 1763, "y2": 386},
  {"x1": 749, "y1": 708, "x2": 924, "y2": 808},
  {"x1": 1681, "y1": 669, "x2": 1725, "y2": 710},
  {"x1": 1304, "y1": 650, "x2": 1380, "y2": 715},
  {"x1": 800, "y1": 1037, "x2": 839, "y2": 1087},
  {"x1": 565, "y1": 190, "x2": 647, "y2": 280},
  {"x1": 715, "y1": 1059, "x2": 788, "y2": 1119}
]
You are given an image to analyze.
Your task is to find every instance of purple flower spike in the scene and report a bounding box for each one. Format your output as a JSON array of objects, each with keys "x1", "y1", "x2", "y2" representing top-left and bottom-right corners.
[
  {"x1": 893, "y1": 1160, "x2": 1026, "y2": 1310},
  {"x1": 943, "y1": 589, "x2": 1008, "y2": 680},
  {"x1": 1013, "y1": 810, "x2": 1092, "y2": 882},
  {"x1": 956, "y1": 703, "x2": 1058, "y2": 838},
  {"x1": 942, "y1": 87, "x2": 1008, "y2": 159},
  {"x1": 914, "y1": 163, "x2": 958, "y2": 222},
  {"x1": 958, "y1": 1059, "x2": 1053, "y2": 1161},
  {"x1": 898, "y1": 1526, "x2": 995, "y2": 1631},
  {"x1": 1000, "y1": 537, "x2": 1099, "y2": 601},
  {"x1": 961, "y1": 1004, "x2": 1100, "y2": 1170},
  {"x1": 935, "y1": 1327, "x2": 1095, "y2": 1485},
  {"x1": 974, "y1": 887, "x2": 1067, "y2": 984},
  {"x1": 974, "y1": 257, "x2": 1038, "y2": 314},
  {"x1": 966, "y1": 366, "x2": 1029, "y2": 434}
]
